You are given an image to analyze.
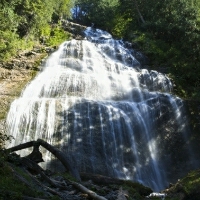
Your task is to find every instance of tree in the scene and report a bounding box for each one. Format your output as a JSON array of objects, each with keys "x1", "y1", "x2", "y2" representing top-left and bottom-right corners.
[
  {"x1": 0, "y1": 0, "x2": 74, "y2": 60},
  {"x1": 133, "y1": 0, "x2": 145, "y2": 24},
  {"x1": 73, "y1": 0, "x2": 119, "y2": 30},
  {"x1": 73, "y1": 0, "x2": 200, "y2": 99}
]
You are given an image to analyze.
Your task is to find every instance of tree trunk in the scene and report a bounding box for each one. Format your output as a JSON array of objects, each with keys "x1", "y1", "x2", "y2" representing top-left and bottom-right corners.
[{"x1": 133, "y1": 0, "x2": 145, "y2": 23}]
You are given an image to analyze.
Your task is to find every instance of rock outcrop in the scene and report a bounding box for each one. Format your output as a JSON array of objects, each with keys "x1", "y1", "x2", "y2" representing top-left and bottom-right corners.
[{"x1": 0, "y1": 46, "x2": 48, "y2": 135}]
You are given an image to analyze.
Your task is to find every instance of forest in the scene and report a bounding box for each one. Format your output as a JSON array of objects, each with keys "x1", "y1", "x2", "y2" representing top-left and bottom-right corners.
[
  {"x1": 1, "y1": 1, "x2": 200, "y2": 199},
  {"x1": 0, "y1": 0, "x2": 72, "y2": 60},
  {"x1": 73, "y1": 0, "x2": 200, "y2": 100},
  {"x1": 1, "y1": 0, "x2": 200, "y2": 100}
]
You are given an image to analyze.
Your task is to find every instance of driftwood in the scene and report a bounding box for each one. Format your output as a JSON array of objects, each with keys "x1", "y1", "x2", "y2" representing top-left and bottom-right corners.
[{"x1": 6, "y1": 139, "x2": 81, "y2": 181}]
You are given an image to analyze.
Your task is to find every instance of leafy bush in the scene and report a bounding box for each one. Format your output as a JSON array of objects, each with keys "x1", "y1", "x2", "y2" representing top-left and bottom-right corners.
[
  {"x1": 46, "y1": 26, "x2": 71, "y2": 46},
  {"x1": 0, "y1": 30, "x2": 34, "y2": 61}
]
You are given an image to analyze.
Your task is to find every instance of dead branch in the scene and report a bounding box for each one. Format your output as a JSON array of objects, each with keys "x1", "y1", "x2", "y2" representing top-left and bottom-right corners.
[
  {"x1": 6, "y1": 140, "x2": 109, "y2": 200},
  {"x1": 70, "y1": 181, "x2": 107, "y2": 200},
  {"x1": 6, "y1": 139, "x2": 81, "y2": 181},
  {"x1": 6, "y1": 141, "x2": 34, "y2": 152}
]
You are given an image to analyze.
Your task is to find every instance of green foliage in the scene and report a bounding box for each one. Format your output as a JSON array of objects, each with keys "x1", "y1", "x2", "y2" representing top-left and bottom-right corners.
[
  {"x1": 121, "y1": 180, "x2": 152, "y2": 199},
  {"x1": 14, "y1": 0, "x2": 72, "y2": 38},
  {"x1": 0, "y1": 1, "x2": 20, "y2": 32},
  {"x1": 74, "y1": 0, "x2": 119, "y2": 30},
  {"x1": 54, "y1": 0, "x2": 74, "y2": 19},
  {"x1": 117, "y1": 0, "x2": 200, "y2": 100},
  {"x1": 112, "y1": 14, "x2": 133, "y2": 38},
  {"x1": 165, "y1": 169, "x2": 200, "y2": 200},
  {"x1": 46, "y1": 25, "x2": 72, "y2": 46},
  {"x1": 50, "y1": 196, "x2": 60, "y2": 200},
  {"x1": 0, "y1": 30, "x2": 34, "y2": 61},
  {"x1": 0, "y1": 0, "x2": 73, "y2": 61},
  {"x1": 74, "y1": 0, "x2": 200, "y2": 100},
  {"x1": 52, "y1": 171, "x2": 77, "y2": 182},
  {"x1": 40, "y1": 24, "x2": 52, "y2": 38},
  {"x1": 181, "y1": 170, "x2": 200, "y2": 195}
]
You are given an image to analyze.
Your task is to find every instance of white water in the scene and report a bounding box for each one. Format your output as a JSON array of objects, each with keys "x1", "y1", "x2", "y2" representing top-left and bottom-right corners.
[{"x1": 7, "y1": 27, "x2": 186, "y2": 191}]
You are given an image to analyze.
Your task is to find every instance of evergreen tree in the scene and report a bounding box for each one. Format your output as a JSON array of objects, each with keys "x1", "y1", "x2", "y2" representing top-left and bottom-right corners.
[
  {"x1": 73, "y1": 0, "x2": 119, "y2": 30},
  {"x1": 0, "y1": 0, "x2": 73, "y2": 60}
]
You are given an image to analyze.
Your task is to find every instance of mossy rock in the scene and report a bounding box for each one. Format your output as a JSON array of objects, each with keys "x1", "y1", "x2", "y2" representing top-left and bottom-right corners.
[
  {"x1": 165, "y1": 169, "x2": 200, "y2": 200},
  {"x1": 0, "y1": 162, "x2": 46, "y2": 199},
  {"x1": 122, "y1": 180, "x2": 152, "y2": 196},
  {"x1": 120, "y1": 180, "x2": 152, "y2": 199}
]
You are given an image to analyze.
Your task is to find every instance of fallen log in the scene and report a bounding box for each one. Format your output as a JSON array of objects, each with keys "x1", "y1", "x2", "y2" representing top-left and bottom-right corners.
[
  {"x1": 6, "y1": 141, "x2": 34, "y2": 152},
  {"x1": 22, "y1": 158, "x2": 108, "y2": 200},
  {"x1": 6, "y1": 139, "x2": 81, "y2": 181},
  {"x1": 70, "y1": 181, "x2": 107, "y2": 200},
  {"x1": 6, "y1": 140, "x2": 109, "y2": 200},
  {"x1": 25, "y1": 143, "x2": 44, "y2": 163},
  {"x1": 37, "y1": 139, "x2": 81, "y2": 182}
]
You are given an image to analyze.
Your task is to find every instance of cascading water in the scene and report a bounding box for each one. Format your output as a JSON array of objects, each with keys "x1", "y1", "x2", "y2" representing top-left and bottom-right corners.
[{"x1": 7, "y1": 27, "x2": 191, "y2": 191}]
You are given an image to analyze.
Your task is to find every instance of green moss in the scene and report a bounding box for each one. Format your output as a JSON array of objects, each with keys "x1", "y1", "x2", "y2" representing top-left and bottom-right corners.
[
  {"x1": 179, "y1": 170, "x2": 200, "y2": 195},
  {"x1": 110, "y1": 180, "x2": 152, "y2": 200},
  {"x1": 52, "y1": 171, "x2": 77, "y2": 182},
  {"x1": 0, "y1": 113, "x2": 5, "y2": 120},
  {"x1": 0, "y1": 162, "x2": 45, "y2": 199},
  {"x1": 50, "y1": 196, "x2": 60, "y2": 200},
  {"x1": 165, "y1": 169, "x2": 200, "y2": 200}
]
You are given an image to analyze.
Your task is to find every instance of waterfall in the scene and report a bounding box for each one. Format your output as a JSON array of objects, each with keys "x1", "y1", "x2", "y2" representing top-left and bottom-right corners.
[{"x1": 6, "y1": 27, "x2": 190, "y2": 191}]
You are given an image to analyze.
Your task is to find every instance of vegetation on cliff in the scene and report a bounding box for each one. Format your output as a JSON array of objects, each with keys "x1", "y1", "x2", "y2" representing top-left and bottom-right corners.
[
  {"x1": 73, "y1": 0, "x2": 200, "y2": 100},
  {"x1": 1, "y1": 0, "x2": 200, "y2": 99},
  {"x1": 163, "y1": 169, "x2": 200, "y2": 200},
  {"x1": 0, "y1": 0, "x2": 72, "y2": 61}
]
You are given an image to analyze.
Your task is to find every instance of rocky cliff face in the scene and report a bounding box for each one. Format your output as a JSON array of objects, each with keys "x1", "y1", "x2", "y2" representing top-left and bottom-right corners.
[
  {"x1": 0, "y1": 21, "x2": 87, "y2": 137},
  {"x1": 0, "y1": 47, "x2": 48, "y2": 135}
]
